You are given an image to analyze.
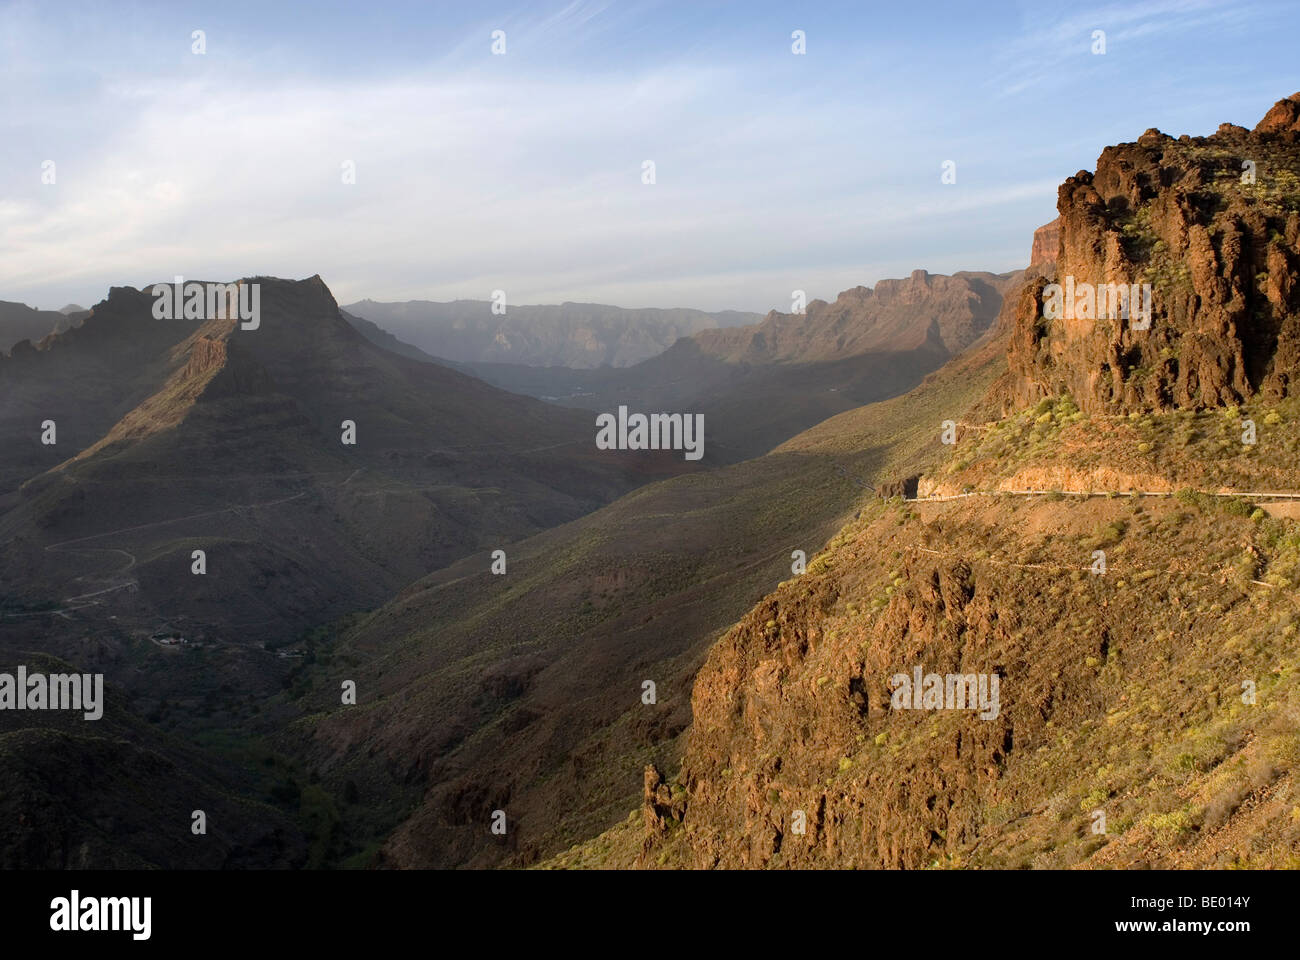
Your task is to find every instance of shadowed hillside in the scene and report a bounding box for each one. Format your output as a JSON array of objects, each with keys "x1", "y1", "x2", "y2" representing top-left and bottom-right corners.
[
  {"x1": 0, "y1": 301, "x2": 72, "y2": 356},
  {"x1": 277, "y1": 285, "x2": 1019, "y2": 867},
  {"x1": 0, "y1": 276, "x2": 683, "y2": 648}
]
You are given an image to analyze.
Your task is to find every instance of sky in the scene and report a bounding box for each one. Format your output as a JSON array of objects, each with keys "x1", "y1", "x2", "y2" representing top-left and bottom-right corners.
[{"x1": 1, "y1": 0, "x2": 1296, "y2": 313}]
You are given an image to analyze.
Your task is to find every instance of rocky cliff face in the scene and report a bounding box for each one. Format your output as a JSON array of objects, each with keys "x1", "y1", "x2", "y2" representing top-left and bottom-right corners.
[
  {"x1": 1004, "y1": 94, "x2": 1300, "y2": 415},
  {"x1": 652, "y1": 512, "x2": 1016, "y2": 869},
  {"x1": 693, "y1": 270, "x2": 1016, "y2": 364},
  {"x1": 196, "y1": 338, "x2": 277, "y2": 399},
  {"x1": 1029, "y1": 218, "x2": 1060, "y2": 268}
]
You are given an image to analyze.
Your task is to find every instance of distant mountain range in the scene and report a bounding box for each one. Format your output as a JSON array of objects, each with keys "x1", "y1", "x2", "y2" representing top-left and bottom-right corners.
[
  {"x1": 443, "y1": 269, "x2": 1021, "y2": 461},
  {"x1": 342, "y1": 299, "x2": 760, "y2": 368}
]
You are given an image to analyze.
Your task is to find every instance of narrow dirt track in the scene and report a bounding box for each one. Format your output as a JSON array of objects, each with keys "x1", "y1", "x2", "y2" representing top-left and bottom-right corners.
[{"x1": 31, "y1": 488, "x2": 315, "y2": 612}]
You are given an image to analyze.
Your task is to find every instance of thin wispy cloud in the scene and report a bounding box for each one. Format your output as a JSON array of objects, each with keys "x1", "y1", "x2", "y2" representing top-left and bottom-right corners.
[
  {"x1": 991, "y1": 0, "x2": 1268, "y2": 98},
  {"x1": 1, "y1": 0, "x2": 1295, "y2": 311}
]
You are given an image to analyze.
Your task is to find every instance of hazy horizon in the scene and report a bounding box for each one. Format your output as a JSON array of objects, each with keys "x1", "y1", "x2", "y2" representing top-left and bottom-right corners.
[{"x1": 3, "y1": 0, "x2": 1297, "y2": 312}]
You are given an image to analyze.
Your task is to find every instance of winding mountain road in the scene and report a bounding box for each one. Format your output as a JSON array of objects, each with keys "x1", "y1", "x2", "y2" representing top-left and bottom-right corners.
[{"x1": 16, "y1": 487, "x2": 319, "y2": 616}]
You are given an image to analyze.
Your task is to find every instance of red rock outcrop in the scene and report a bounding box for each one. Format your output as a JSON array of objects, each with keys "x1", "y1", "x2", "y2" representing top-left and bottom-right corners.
[
  {"x1": 1255, "y1": 91, "x2": 1300, "y2": 136},
  {"x1": 1003, "y1": 95, "x2": 1300, "y2": 415},
  {"x1": 693, "y1": 269, "x2": 1018, "y2": 363},
  {"x1": 187, "y1": 335, "x2": 274, "y2": 399},
  {"x1": 1029, "y1": 217, "x2": 1060, "y2": 268}
]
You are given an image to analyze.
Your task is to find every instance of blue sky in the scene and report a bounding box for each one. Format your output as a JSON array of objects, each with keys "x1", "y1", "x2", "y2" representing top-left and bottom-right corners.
[{"x1": 1, "y1": 0, "x2": 1296, "y2": 312}]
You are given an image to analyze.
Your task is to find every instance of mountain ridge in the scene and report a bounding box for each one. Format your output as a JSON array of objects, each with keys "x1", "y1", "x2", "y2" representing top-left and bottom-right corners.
[{"x1": 342, "y1": 298, "x2": 761, "y2": 368}]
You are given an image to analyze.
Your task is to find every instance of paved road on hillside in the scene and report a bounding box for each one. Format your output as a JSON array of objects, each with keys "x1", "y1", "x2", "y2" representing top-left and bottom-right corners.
[{"x1": 908, "y1": 488, "x2": 1300, "y2": 502}]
